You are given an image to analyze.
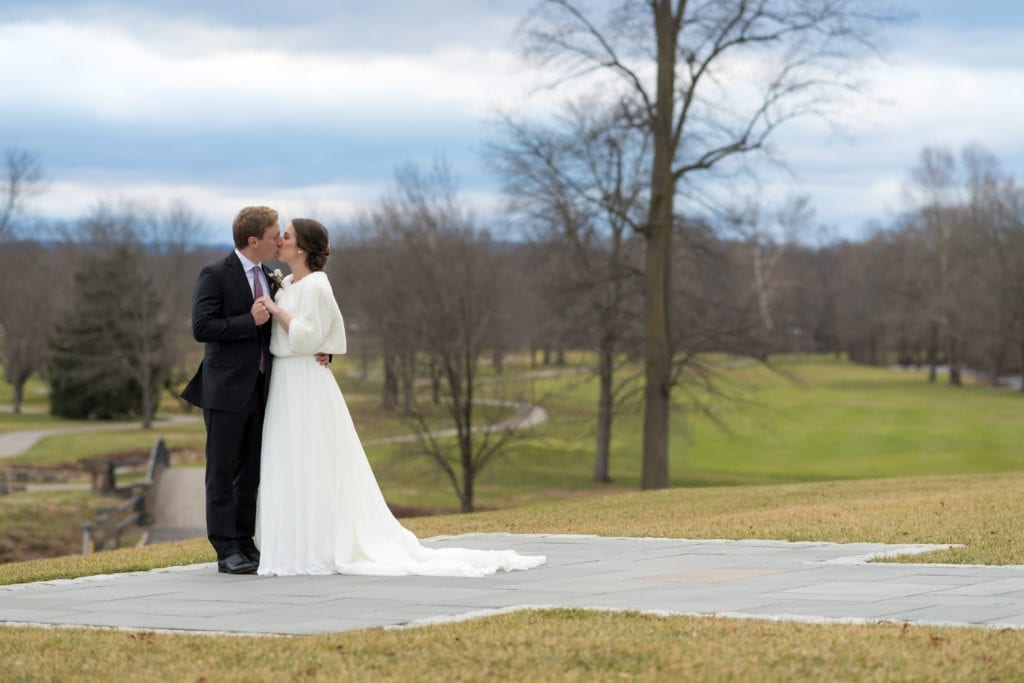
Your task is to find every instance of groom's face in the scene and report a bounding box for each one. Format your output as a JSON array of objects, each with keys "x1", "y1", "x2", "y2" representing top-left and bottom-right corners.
[{"x1": 253, "y1": 222, "x2": 281, "y2": 263}]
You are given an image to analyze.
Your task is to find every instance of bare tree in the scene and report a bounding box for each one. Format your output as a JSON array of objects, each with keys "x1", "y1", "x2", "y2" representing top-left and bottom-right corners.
[
  {"x1": 721, "y1": 194, "x2": 812, "y2": 353},
  {"x1": 0, "y1": 148, "x2": 44, "y2": 241},
  {"x1": 905, "y1": 146, "x2": 982, "y2": 386},
  {"x1": 146, "y1": 202, "x2": 211, "y2": 406},
  {"x1": 491, "y1": 100, "x2": 646, "y2": 482},
  {"x1": 1001, "y1": 183, "x2": 1024, "y2": 389},
  {"x1": 520, "y1": 0, "x2": 899, "y2": 488},
  {"x1": 831, "y1": 231, "x2": 906, "y2": 365},
  {"x1": 770, "y1": 240, "x2": 843, "y2": 356},
  {"x1": 337, "y1": 222, "x2": 421, "y2": 412},
  {"x1": 957, "y1": 146, "x2": 1024, "y2": 386},
  {"x1": 357, "y1": 163, "x2": 530, "y2": 512},
  {"x1": 0, "y1": 241, "x2": 63, "y2": 412},
  {"x1": 0, "y1": 149, "x2": 49, "y2": 409}
]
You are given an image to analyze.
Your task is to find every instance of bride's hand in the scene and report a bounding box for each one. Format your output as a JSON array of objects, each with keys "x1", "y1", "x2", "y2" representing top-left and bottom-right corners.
[{"x1": 256, "y1": 295, "x2": 278, "y2": 315}]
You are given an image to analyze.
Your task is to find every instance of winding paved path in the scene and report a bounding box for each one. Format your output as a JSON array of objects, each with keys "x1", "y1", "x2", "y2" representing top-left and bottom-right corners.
[{"x1": 0, "y1": 415, "x2": 200, "y2": 460}]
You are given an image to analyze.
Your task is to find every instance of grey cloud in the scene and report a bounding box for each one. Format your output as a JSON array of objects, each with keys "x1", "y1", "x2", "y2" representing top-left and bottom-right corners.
[{"x1": 1, "y1": 0, "x2": 527, "y2": 54}]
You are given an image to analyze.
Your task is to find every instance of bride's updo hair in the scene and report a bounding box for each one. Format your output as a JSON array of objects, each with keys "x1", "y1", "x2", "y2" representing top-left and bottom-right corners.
[{"x1": 292, "y1": 218, "x2": 330, "y2": 271}]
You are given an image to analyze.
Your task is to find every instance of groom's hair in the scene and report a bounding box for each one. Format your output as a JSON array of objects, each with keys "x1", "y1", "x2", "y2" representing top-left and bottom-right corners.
[{"x1": 232, "y1": 206, "x2": 279, "y2": 249}]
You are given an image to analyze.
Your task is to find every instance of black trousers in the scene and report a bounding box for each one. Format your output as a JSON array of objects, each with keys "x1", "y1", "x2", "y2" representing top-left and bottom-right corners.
[{"x1": 203, "y1": 377, "x2": 264, "y2": 559}]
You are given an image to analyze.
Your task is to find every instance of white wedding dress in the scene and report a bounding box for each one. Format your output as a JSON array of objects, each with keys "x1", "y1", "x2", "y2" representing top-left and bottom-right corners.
[{"x1": 255, "y1": 271, "x2": 545, "y2": 577}]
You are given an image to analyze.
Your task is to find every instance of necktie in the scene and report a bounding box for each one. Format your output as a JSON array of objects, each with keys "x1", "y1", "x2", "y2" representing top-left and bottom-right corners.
[{"x1": 253, "y1": 267, "x2": 266, "y2": 374}]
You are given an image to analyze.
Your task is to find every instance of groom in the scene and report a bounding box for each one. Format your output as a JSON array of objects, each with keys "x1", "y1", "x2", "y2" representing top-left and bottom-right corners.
[{"x1": 182, "y1": 206, "x2": 281, "y2": 574}]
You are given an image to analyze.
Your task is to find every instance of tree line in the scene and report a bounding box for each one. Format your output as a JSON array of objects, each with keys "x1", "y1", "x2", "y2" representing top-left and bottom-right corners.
[
  {"x1": 786, "y1": 145, "x2": 1024, "y2": 387},
  {"x1": 4, "y1": 137, "x2": 1020, "y2": 512}
]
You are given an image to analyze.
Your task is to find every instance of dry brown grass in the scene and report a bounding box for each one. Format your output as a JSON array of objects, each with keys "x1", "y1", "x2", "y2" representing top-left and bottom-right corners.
[
  {"x1": 402, "y1": 471, "x2": 1024, "y2": 566},
  {"x1": 0, "y1": 490, "x2": 121, "y2": 565},
  {"x1": 2, "y1": 609, "x2": 1023, "y2": 681}
]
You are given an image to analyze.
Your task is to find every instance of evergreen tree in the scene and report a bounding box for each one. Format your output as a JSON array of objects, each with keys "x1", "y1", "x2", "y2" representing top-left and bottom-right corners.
[{"x1": 49, "y1": 245, "x2": 169, "y2": 426}]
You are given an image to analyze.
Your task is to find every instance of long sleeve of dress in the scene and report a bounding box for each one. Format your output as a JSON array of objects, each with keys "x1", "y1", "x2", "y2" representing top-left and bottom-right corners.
[{"x1": 271, "y1": 273, "x2": 347, "y2": 358}]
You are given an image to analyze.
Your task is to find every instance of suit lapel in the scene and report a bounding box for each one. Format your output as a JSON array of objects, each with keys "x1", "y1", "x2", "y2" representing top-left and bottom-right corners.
[{"x1": 227, "y1": 252, "x2": 254, "y2": 304}]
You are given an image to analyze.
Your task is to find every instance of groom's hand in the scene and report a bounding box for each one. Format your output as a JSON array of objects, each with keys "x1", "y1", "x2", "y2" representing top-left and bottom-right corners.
[
  {"x1": 251, "y1": 301, "x2": 270, "y2": 326},
  {"x1": 315, "y1": 353, "x2": 330, "y2": 367}
]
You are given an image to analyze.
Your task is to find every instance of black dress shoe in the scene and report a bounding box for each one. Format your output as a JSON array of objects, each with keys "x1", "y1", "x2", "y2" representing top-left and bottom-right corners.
[
  {"x1": 218, "y1": 552, "x2": 258, "y2": 574},
  {"x1": 241, "y1": 547, "x2": 260, "y2": 565}
]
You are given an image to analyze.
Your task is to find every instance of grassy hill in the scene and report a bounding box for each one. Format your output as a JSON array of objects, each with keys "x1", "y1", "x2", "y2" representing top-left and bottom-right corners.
[
  {"x1": 369, "y1": 354, "x2": 1024, "y2": 509},
  {"x1": 3, "y1": 473, "x2": 1024, "y2": 681},
  {"x1": 3, "y1": 352, "x2": 1024, "y2": 680}
]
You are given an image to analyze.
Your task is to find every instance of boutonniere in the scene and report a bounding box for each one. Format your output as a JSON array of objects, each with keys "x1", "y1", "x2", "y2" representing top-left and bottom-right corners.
[{"x1": 268, "y1": 268, "x2": 285, "y2": 287}]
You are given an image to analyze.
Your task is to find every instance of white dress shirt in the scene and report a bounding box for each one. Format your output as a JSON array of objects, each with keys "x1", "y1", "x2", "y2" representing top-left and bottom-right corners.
[{"x1": 234, "y1": 248, "x2": 271, "y2": 299}]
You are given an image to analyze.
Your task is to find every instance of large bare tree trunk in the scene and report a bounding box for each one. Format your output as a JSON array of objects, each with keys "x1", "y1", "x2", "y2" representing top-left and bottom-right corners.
[
  {"x1": 593, "y1": 337, "x2": 614, "y2": 483},
  {"x1": 1020, "y1": 333, "x2": 1024, "y2": 393},
  {"x1": 141, "y1": 381, "x2": 155, "y2": 429},
  {"x1": 927, "y1": 320, "x2": 938, "y2": 383},
  {"x1": 460, "y1": 440, "x2": 475, "y2": 513},
  {"x1": 641, "y1": 0, "x2": 677, "y2": 490},
  {"x1": 360, "y1": 342, "x2": 371, "y2": 381},
  {"x1": 429, "y1": 356, "x2": 442, "y2": 404},
  {"x1": 400, "y1": 351, "x2": 416, "y2": 415},
  {"x1": 11, "y1": 375, "x2": 26, "y2": 414},
  {"x1": 381, "y1": 353, "x2": 399, "y2": 411},
  {"x1": 458, "y1": 351, "x2": 475, "y2": 512},
  {"x1": 948, "y1": 335, "x2": 963, "y2": 387}
]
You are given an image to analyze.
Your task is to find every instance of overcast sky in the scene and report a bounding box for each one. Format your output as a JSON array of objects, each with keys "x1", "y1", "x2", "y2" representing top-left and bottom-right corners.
[{"x1": 2, "y1": 0, "x2": 1022, "y2": 242}]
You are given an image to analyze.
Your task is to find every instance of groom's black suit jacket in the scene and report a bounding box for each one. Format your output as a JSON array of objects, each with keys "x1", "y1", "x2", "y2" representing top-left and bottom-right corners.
[
  {"x1": 182, "y1": 252, "x2": 274, "y2": 411},
  {"x1": 182, "y1": 251, "x2": 276, "y2": 558}
]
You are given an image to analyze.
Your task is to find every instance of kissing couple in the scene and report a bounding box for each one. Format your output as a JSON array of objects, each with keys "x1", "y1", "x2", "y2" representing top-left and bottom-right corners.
[{"x1": 182, "y1": 206, "x2": 545, "y2": 576}]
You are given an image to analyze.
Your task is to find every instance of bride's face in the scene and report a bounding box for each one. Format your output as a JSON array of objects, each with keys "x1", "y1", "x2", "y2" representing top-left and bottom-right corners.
[{"x1": 280, "y1": 223, "x2": 302, "y2": 265}]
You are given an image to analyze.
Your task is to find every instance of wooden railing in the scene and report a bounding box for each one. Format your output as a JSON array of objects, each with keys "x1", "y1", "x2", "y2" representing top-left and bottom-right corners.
[
  {"x1": 81, "y1": 439, "x2": 171, "y2": 554},
  {"x1": 0, "y1": 468, "x2": 26, "y2": 495}
]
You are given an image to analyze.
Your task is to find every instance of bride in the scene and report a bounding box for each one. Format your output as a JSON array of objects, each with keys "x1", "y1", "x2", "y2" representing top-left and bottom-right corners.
[{"x1": 253, "y1": 218, "x2": 545, "y2": 577}]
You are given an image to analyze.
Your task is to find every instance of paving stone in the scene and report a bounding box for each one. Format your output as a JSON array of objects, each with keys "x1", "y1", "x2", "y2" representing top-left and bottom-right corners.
[
  {"x1": 984, "y1": 612, "x2": 1024, "y2": 627},
  {"x1": 932, "y1": 578, "x2": 1024, "y2": 596},
  {"x1": 780, "y1": 581, "x2": 960, "y2": 599},
  {"x1": 883, "y1": 601, "x2": 1024, "y2": 624},
  {"x1": 1, "y1": 534, "x2": 1023, "y2": 635},
  {"x1": 747, "y1": 600, "x2": 938, "y2": 621}
]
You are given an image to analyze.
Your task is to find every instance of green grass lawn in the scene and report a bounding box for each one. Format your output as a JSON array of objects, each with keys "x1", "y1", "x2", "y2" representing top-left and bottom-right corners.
[
  {"x1": 5, "y1": 354, "x2": 1023, "y2": 513},
  {"x1": 366, "y1": 354, "x2": 1024, "y2": 510},
  {"x1": 675, "y1": 356, "x2": 1024, "y2": 482}
]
